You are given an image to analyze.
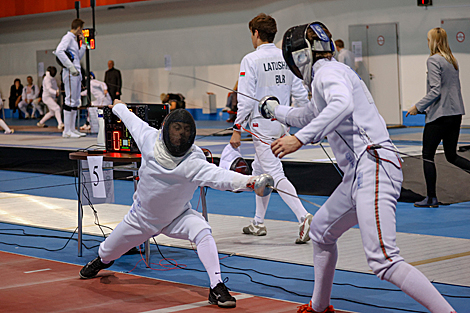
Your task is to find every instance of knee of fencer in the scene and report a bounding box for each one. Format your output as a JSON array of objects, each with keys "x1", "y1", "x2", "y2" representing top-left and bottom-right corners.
[
  {"x1": 308, "y1": 217, "x2": 338, "y2": 246},
  {"x1": 273, "y1": 175, "x2": 287, "y2": 188},
  {"x1": 193, "y1": 228, "x2": 212, "y2": 246},
  {"x1": 367, "y1": 257, "x2": 401, "y2": 280}
]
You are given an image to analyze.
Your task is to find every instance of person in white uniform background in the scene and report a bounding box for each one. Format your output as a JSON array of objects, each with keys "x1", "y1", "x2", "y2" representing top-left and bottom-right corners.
[
  {"x1": 80, "y1": 72, "x2": 112, "y2": 131},
  {"x1": 79, "y1": 101, "x2": 274, "y2": 309},
  {"x1": 334, "y1": 39, "x2": 356, "y2": 70},
  {"x1": 37, "y1": 66, "x2": 64, "y2": 129},
  {"x1": 230, "y1": 13, "x2": 313, "y2": 244},
  {"x1": 55, "y1": 18, "x2": 86, "y2": 138},
  {"x1": 18, "y1": 76, "x2": 41, "y2": 119},
  {"x1": 261, "y1": 22, "x2": 456, "y2": 313}
]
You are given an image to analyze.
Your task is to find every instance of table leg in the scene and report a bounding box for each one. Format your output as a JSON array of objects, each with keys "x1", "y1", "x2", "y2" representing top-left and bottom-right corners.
[{"x1": 78, "y1": 160, "x2": 83, "y2": 257}]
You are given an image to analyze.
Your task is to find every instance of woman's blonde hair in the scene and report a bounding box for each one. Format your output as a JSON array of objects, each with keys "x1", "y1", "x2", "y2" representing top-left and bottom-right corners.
[{"x1": 428, "y1": 27, "x2": 458, "y2": 70}]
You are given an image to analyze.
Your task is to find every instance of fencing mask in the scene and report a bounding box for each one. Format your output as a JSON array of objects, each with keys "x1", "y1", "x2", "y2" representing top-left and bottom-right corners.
[
  {"x1": 162, "y1": 109, "x2": 196, "y2": 157},
  {"x1": 282, "y1": 22, "x2": 335, "y2": 91},
  {"x1": 47, "y1": 66, "x2": 57, "y2": 77}
]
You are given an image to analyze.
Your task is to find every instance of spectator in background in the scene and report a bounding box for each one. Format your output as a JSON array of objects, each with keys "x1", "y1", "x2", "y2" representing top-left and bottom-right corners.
[
  {"x1": 18, "y1": 76, "x2": 41, "y2": 119},
  {"x1": 335, "y1": 39, "x2": 356, "y2": 70},
  {"x1": 9, "y1": 78, "x2": 23, "y2": 118},
  {"x1": 160, "y1": 93, "x2": 186, "y2": 111},
  {"x1": 222, "y1": 81, "x2": 238, "y2": 123},
  {"x1": 104, "y1": 60, "x2": 122, "y2": 102},
  {"x1": 406, "y1": 27, "x2": 470, "y2": 208}
]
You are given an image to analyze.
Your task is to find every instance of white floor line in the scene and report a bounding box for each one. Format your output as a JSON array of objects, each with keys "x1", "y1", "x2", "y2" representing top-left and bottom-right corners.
[
  {"x1": 140, "y1": 293, "x2": 254, "y2": 313},
  {"x1": 24, "y1": 268, "x2": 51, "y2": 274}
]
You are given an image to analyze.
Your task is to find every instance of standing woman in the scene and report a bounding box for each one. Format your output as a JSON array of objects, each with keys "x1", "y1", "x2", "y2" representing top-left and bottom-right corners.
[{"x1": 407, "y1": 27, "x2": 470, "y2": 207}]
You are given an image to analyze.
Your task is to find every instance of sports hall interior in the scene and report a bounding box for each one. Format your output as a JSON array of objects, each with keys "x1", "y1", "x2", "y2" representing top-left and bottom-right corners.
[{"x1": 1, "y1": 1, "x2": 470, "y2": 312}]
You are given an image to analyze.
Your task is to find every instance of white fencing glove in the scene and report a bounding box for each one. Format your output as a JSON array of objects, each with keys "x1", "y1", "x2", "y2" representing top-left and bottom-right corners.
[
  {"x1": 69, "y1": 66, "x2": 79, "y2": 76},
  {"x1": 247, "y1": 174, "x2": 274, "y2": 197},
  {"x1": 259, "y1": 95, "x2": 280, "y2": 119}
]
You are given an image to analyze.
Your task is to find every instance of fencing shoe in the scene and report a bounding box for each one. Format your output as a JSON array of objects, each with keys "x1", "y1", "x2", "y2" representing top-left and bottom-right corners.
[
  {"x1": 72, "y1": 129, "x2": 87, "y2": 137},
  {"x1": 208, "y1": 282, "x2": 236, "y2": 308},
  {"x1": 296, "y1": 213, "x2": 313, "y2": 244},
  {"x1": 79, "y1": 257, "x2": 114, "y2": 279},
  {"x1": 297, "y1": 301, "x2": 335, "y2": 313},
  {"x1": 414, "y1": 197, "x2": 439, "y2": 208},
  {"x1": 242, "y1": 221, "x2": 267, "y2": 236},
  {"x1": 63, "y1": 131, "x2": 81, "y2": 138}
]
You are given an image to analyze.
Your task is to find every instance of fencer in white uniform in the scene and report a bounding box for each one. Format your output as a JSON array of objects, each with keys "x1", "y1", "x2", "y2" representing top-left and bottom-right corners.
[
  {"x1": 55, "y1": 18, "x2": 86, "y2": 138},
  {"x1": 37, "y1": 66, "x2": 63, "y2": 129},
  {"x1": 79, "y1": 102, "x2": 274, "y2": 308},
  {"x1": 18, "y1": 76, "x2": 40, "y2": 119},
  {"x1": 80, "y1": 73, "x2": 112, "y2": 130},
  {"x1": 263, "y1": 22, "x2": 456, "y2": 313},
  {"x1": 230, "y1": 13, "x2": 313, "y2": 243}
]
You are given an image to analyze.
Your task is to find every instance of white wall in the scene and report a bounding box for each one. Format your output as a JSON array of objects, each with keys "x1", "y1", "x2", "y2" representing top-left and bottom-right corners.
[{"x1": 1, "y1": 0, "x2": 470, "y2": 122}]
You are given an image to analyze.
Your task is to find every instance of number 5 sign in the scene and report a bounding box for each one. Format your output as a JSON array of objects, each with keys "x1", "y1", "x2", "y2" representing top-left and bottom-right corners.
[{"x1": 87, "y1": 156, "x2": 106, "y2": 198}]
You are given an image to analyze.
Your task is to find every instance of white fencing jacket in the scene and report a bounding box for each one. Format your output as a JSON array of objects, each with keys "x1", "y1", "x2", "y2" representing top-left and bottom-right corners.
[
  {"x1": 112, "y1": 103, "x2": 252, "y2": 229},
  {"x1": 81, "y1": 79, "x2": 112, "y2": 106},
  {"x1": 234, "y1": 43, "x2": 309, "y2": 139},
  {"x1": 42, "y1": 72, "x2": 58, "y2": 101},
  {"x1": 55, "y1": 31, "x2": 86, "y2": 71},
  {"x1": 275, "y1": 58, "x2": 393, "y2": 175}
]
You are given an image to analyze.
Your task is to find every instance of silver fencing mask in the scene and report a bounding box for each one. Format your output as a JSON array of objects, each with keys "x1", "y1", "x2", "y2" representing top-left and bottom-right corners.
[
  {"x1": 162, "y1": 109, "x2": 196, "y2": 157},
  {"x1": 282, "y1": 22, "x2": 335, "y2": 91}
]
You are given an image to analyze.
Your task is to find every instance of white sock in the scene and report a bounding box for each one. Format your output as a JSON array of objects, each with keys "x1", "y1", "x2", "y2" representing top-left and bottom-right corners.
[
  {"x1": 254, "y1": 193, "x2": 271, "y2": 224},
  {"x1": 63, "y1": 111, "x2": 72, "y2": 134},
  {"x1": 311, "y1": 241, "x2": 338, "y2": 312},
  {"x1": 55, "y1": 109, "x2": 63, "y2": 125},
  {"x1": 71, "y1": 110, "x2": 77, "y2": 131},
  {"x1": 277, "y1": 179, "x2": 308, "y2": 223},
  {"x1": 384, "y1": 262, "x2": 455, "y2": 313},
  {"x1": 0, "y1": 119, "x2": 11, "y2": 133},
  {"x1": 195, "y1": 233, "x2": 222, "y2": 288}
]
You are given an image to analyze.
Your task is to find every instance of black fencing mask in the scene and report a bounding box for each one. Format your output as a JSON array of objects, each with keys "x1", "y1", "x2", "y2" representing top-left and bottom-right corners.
[
  {"x1": 162, "y1": 109, "x2": 196, "y2": 157},
  {"x1": 47, "y1": 66, "x2": 57, "y2": 77}
]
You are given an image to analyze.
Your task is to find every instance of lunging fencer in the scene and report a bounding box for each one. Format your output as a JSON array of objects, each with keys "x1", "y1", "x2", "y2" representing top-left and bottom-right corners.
[
  {"x1": 55, "y1": 18, "x2": 86, "y2": 138},
  {"x1": 37, "y1": 66, "x2": 64, "y2": 129},
  {"x1": 230, "y1": 13, "x2": 313, "y2": 243},
  {"x1": 79, "y1": 100, "x2": 274, "y2": 308},
  {"x1": 260, "y1": 22, "x2": 456, "y2": 313}
]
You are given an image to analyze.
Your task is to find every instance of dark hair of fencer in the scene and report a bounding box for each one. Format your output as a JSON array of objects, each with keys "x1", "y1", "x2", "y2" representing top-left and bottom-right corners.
[
  {"x1": 47, "y1": 66, "x2": 57, "y2": 77},
  {"x1": 71, "y1": 18, "x2": 84, "y2": 30},
  {"x1": 14, "y1": 78, "x2": 21, "y2": 84},
  {"x1": 162, "y1": 109, "x2": 196, "y2": 157},
  {"x1": 335, "y1": 39, "x2": 344, "y2": 48},
  {"x1": 249, "y1": 13, "x2": 277, "y2": 43}
]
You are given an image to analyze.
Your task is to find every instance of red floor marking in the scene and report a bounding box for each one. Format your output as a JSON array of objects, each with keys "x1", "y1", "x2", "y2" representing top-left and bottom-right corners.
[{"x1": 0, "y1": 251, "x2": 353, "y2": 313}]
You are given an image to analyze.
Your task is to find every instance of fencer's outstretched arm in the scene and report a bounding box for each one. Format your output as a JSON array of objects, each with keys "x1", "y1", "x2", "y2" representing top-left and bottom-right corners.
[
  {"x1": 112, "y1": 102, "x2": 155, "y2": 150},
  {"x1": 289, "y1": 71, "x2": 353, "y2": 144},
  {"x1": 186, "y1": 155, "x2": 252, "y2": 192}
]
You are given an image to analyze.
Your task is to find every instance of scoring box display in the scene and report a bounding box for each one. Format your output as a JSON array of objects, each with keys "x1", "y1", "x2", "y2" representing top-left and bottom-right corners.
[{"x1": 103, "y1": 103, "x2": 170, "y2": 153}]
